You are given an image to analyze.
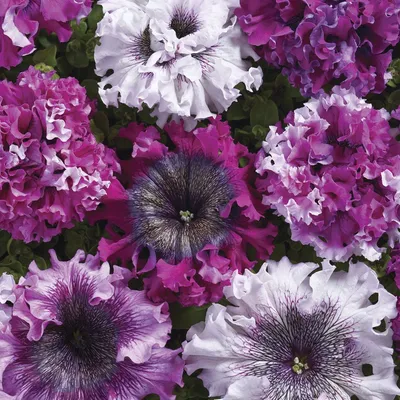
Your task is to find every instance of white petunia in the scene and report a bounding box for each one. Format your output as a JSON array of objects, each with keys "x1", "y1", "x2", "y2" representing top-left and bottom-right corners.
[
  {"x1": 0, "y1": 273, "x2": 16, "y2": 332},
  {"x1": 95, "y1": 0, "x2": 261, "y2": 129},
  {"x1": 182, "y1": 257, "x2": 400, "y2": 400}
]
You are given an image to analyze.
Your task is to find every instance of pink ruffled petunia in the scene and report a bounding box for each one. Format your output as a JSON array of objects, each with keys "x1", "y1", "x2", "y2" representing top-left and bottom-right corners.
[
  {"x1": 89, "y1": 117, "x2": 277, "y2": 307},
  {"x1": 256, "y1": 87, "x2": 400, "y2": 262},
  {"x1": 0, "y1": 250, "x2": 184, "y2": 399},
  {"x1": 0, "y1": 0, "x2": 92, "y2": 69},
  {"x1": 236, "y1": 0, "x2": 400, "y2": 96},
  {"x1": 0, "y1": 67, "x2": 120, "y2": 242}
]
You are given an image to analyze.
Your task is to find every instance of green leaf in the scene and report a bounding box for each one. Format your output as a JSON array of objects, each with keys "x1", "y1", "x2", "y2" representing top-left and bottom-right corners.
[
  {"x1": 169, "y1": 303, "x2": 209, "y2": 330},
  {"x1": 64, "y1": 230, "x2": 86, "y2": 259},
  {"x1": 71, "y1": 20, "x2": 88, "y2": 39},
  {"x1": 0, "y1": 255, "x2": 26, "y2": 280},
  {"x1": 0, "y1": 231, "x2": 11, "y2": 259},
  {"x1": 81, "y1": 79, "x2": 99, "y2": 99},
  {"x1": 250, "y1": 98, "x2": 279, "y2": 127},
  {"x1": 175, "y1": 374, "x2": 211, "y2": 400},
  {"x1": 93, "y1": 111, "x2": 110, "y2": 136},
  {"x1": 33, "y1": 45, "x2": 58, "y2": 67},
  {"x1": 388, "y1": 90, "x2": 400, "y2": 106},
  {"x1": 33, "y1": 256, "x2": 48, "y2": 270},
  {"x1": 88, "y1": 5, "x2": 104, "y2": 30},
  {"x1": 56, "y1": 56, "x2": 73, "y2": 77},
  {"x1": 85, "y1": 37, "x2": 100, "y2": 62},
  {"x1": 66, "y1": 40, "x2": 89, "y2": 69},
  {"x1": 226, "y1": 101, "x2": 247, "y2": 121}
]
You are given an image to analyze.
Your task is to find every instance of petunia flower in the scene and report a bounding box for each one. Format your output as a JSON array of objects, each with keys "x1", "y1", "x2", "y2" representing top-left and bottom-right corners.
[
  {"x1": 89, "y1": 117, "x2": 277, "y2": 306},
  {"x1": 255, "y1": 87, "x2": 400, "y2": 262},
  {"x1": 0, "y1": 0, "x2": 93, "y2": 69},
  {"x1": 183, "y1": 257, "x2": 400, "y2": 400},
  {"x1": 236, "y1": 0, "x2": 400, "y2": 97},
  {"x1": 0, "y1": 67, "x2": 120, "y2": 243},
  {"x1": 0, "y1": 273, "x2": 15, "y2": 332},
  {"x1": 95, "y1": 0, "x2": 262, "y2": 129},
  {"x1": 0, "y1": 250, "x2": 184, "y2": 399}
]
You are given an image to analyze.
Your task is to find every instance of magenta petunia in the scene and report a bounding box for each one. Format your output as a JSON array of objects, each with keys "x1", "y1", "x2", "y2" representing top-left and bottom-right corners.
[
  {"x1": 256, "y1": 87, "x2": 400, "y2": 262},
  {"x1": 393, "y1": 106, "x2": 400, "y2": 121},
  {"x1": 0, "y1": 67, "x2": 120, "y2": 243},
  {"x1": 0, "y1": 250, "x2": 184, "y2": 399},
  {"x1": 235, "y1": 0, "x2": 400, "y2": 96},
  {"x1": 89, "y1": 117, "x2": 277, "y2": 307},
  {"x1": 0, "y1": 0, "x2": 92, "y2": 69}
]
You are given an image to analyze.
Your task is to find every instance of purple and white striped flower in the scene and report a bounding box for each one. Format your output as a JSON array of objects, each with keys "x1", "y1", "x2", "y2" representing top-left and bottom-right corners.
[
  {"x1": 95, "y1": 0, "x2": 262, "y2": 129},
  {"x1": 0, "y1": 250, "x2": 184, "y2": 399},
  {"x1": 183, "y1": 257, "x2": 400, "y2": 400}
]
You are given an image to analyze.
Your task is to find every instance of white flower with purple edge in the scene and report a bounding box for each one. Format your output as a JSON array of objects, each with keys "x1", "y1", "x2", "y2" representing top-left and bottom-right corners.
[{"x1": 95, "y1": 0, "x2": 262, "y2": 129}]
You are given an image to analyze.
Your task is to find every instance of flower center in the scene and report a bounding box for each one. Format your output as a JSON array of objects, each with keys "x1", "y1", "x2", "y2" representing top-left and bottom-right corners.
[
  {"x1": 180, "y1": 210, "x2": 194, "y2": 223},
  {"x1": 132, "y1": 26, "x2": 154, "y2": 61},
  {"x1": 169, "y1": 7, "x2": 200, "y2": 39},
  {"x1": 291, "y1": 356, "x2": 309, "y2": 375},
  {"x1": 235, "y1": 300, "x2": 363, "y2": 399},
  {"x1": 29, "y1": 294, "x2": 118, "y2": 391},
  {"x1": 128, "y1": 152, "x2": 235, "y2": 262}
]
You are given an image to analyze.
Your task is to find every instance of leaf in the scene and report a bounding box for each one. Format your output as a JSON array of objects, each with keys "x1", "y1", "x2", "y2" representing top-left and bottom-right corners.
[
  {"x1": 66, "y1": 40, "x2": 89, "y2": 69},
  {"x1": 226, "y1": 101, "x2": 247, "y2": 121},
  {"x1": 0, "y1": 256, "x2": 26, "y2": 280},
  {"x1": 56, "y1": 56, "x2": 73, "y2": 77},
  {"x1": 64, "y1": 230, "x2": 86, "y2": 259},
  {"x1": 388, "y1": 90, "x2": 400, "y2": 106},
  {"x1": 93, "y1": 111, "x2": 110, "y2": 136},
  {"x1": 81, "y1": 79, "x2": 99, "y2": 100},
  {"x1": 71, "y1": 21, "x2": 88, "y2": 39},
  {"x1": 175, "y1": 374, "x2": 211, "y2": 400},
  {"x1": 33, "y1": 256, "x2": 48, "y2": 270},
  {"x1": 0, "y1": 231, "x2": 11, "y2": 258},
  {"x1": 250, "y1": 98, "x2": 279, "y2": 127},
  {"x1": 169, "y1": 303, "x2": 209, "y2": 330},
  {"x1": 33, "y1": 45, "x2": 58, "y2": 67},
  {"x1": 90, "y1": 120, "x2": 105, "y2": 143},
  {"x1": 88, "y1": 5, "x2": 104, "y2": 30}
]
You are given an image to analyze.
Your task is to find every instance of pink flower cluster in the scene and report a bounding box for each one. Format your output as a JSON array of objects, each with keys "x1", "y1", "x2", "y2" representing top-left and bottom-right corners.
[
  {"x1": 0, "y1": 0, "x2": 92, "y2": 69},
  {"x1": 236, "y1": 0, "x2": 400, "y2": 96},
  {"x1": 89, "y1": 117, "x2": 277, "y2": 307},
  {"x1": 256, "y1": 87, "x2": 400, "y2": 262},
  {"x1": 0, "y1": 67, "x2": 120, "y2": 242}
]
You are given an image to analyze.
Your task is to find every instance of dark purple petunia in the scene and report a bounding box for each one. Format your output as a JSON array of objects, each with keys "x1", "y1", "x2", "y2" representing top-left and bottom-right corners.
[
  {"x1": 0, "y1": 250, "x2": 184, "y2": 399},
  {"x1": 235, "y1": 0, "x2": 400, "y2": 96},
  {"x1": 89, "y1": 117, "x2": 277, "y2": 306}
]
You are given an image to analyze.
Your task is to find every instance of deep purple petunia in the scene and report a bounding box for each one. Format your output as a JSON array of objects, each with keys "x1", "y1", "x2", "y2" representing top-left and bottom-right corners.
[
  {"x1": 0, "y1": 67, "x2": 120, "y2": 243},
  {"x1": 256, "y1": 87, "x2": 400, "y2": 262},
  {"x1": 0, "y1": 250, "x2": 184, "y2": 399},
  {"x1": 89, "y1": 117, "x2": 277, "y2": 306},
  {"x1": 0, "y1": 0, "x2": 92, "y2": 69},
  {"x1": 235, "y1": 0, "x2": 400, "y2": 96}
]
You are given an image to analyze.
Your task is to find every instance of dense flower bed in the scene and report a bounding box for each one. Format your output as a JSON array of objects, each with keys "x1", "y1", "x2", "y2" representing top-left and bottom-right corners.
[{"x1": 0, "y1": 0, "x2": 399, "y2": 399}]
